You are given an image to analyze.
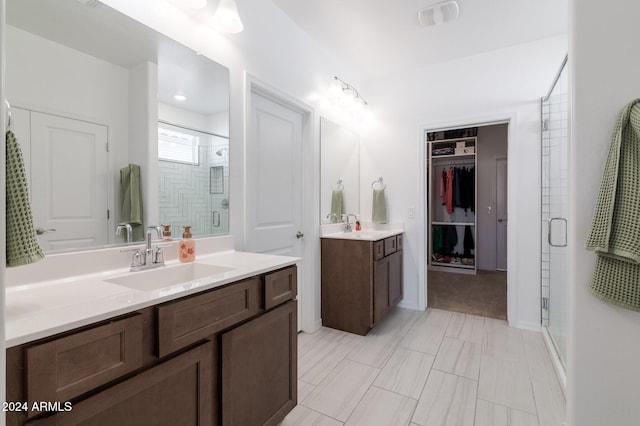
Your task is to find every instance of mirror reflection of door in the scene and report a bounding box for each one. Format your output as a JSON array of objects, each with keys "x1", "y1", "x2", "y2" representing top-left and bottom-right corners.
[
  {"x1": 496, "y1": 157, "x2": 508, "y2": 271},
  {"x1": 14, "y1": 107, "x2": 109, "y2": 252}
]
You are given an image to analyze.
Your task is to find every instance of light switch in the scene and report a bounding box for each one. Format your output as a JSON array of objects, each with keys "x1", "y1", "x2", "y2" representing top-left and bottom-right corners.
[{"x1": 408, "y1": 207, "x2": 415, "y2": 218}]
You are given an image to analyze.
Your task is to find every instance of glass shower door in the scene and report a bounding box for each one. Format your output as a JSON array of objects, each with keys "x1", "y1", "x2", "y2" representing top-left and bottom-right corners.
[{"x1": 541, "y1": 58, "x2": 568, "y2": 369}]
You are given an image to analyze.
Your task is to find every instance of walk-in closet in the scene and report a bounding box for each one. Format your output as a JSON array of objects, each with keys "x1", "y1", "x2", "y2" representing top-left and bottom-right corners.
[{"x1": 426, "y1": 124, "x2": 508, "y2": 319}]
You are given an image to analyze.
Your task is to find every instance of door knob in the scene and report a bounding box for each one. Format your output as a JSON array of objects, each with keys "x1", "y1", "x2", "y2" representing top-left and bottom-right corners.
[
  {"x1": 296, "y1": 231, "x2": 304, "y2": 239},
  {"x1": 36, "y1": 227, "x2": 56, "y2": 235}
]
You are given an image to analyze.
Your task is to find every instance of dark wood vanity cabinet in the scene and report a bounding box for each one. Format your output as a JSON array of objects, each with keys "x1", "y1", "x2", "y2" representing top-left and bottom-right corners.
[
  {"x1": 321, "y1": 234, "x2": 403, "y2": 335},
  {"x1": 6, "y1": 265, "x2": 297, "y2": 426}
]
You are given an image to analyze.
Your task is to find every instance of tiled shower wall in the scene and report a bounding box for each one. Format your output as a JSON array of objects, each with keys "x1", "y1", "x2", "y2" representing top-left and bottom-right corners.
[{"x1": 159, "y1": 135, "x2": 229, "y2": 237}]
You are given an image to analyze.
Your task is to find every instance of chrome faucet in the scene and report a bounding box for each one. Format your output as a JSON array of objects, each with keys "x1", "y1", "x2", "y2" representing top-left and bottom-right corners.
[
  {"x1": 326, "y1": 212, "x2": 338, "y2": 223},
  {"x1": 126, "y1": 225, "x2": 166, "y2": 271},
  {"x1": 116, "y1": 223, "x2": 133, "y2": 243},
  {"x1": 343, "y1": 214, "x2": 358, "y2": 232}
]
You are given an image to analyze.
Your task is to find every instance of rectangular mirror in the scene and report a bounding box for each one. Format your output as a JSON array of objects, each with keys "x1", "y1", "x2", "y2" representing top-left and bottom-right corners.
[
  {"x1": 7, "y1": 0, "x2": 230, "y2": 253},
  {"x1": 320, "y1": 118, "x2": 360, "y2": 223}
]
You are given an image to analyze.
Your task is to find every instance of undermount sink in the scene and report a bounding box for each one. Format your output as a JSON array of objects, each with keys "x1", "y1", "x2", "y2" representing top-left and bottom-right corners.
[{"x1": 105, "y1": 263, "x2": 235, "y2": 291}]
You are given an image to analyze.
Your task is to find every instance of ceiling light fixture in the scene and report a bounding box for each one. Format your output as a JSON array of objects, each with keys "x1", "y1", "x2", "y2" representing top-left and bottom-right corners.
[
  {"x1": 332, "y1": 76, "x2": 368, "y2": 107},
  {"x1": 418, "y1": 0, "x2": 459, "y2": 27},
  {"x1": 211, "y1": 0, "x2": 244, "y2": 33}
]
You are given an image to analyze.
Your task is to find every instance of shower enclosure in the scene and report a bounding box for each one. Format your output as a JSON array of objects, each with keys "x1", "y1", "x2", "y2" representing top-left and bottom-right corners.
[{"x1": 540, "y1": 56, "x2": 568, "y2": 372}]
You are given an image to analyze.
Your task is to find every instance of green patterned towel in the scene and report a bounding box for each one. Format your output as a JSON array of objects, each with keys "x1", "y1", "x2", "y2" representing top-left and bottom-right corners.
[
  {"x1": 120, "y1": 164, "x2": 144, "y2": 242},
  {"x1": 330, "y1": 189, "x2": 344, "y2": 222},
  {"x1": 372, "y1": 188, "x2": 387, "y2": 224},
  {"x1": 6, "y1": 130, "x2": 45, "y2": 267},
  {"x1": 585, "y1": 99, "x2": 640, "y2": 310}
]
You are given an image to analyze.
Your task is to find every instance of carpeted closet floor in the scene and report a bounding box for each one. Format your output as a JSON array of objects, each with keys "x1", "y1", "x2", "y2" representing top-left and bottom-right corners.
[{"x1": 427, "y1": 269, "x2": 507, "y2": 320}]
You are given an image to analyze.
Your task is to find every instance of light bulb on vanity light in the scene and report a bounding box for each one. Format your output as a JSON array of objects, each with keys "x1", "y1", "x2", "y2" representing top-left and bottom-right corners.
[
  {"x1": 174, "y1": 94, "x2": 187, "y2": 101},
  {"x1": 211, "y1": 0, "x2": 244, "y2": 33}
]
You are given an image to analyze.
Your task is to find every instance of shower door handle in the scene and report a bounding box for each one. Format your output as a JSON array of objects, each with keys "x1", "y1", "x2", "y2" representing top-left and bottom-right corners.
[{"x1": 548, "y1": 217, "x2": 567, "y2": 247}]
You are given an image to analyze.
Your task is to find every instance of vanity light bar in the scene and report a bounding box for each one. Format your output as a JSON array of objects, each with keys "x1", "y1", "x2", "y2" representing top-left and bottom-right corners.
[{"x1": 333, "y1": 76, "x2": 368, "y2": 107}]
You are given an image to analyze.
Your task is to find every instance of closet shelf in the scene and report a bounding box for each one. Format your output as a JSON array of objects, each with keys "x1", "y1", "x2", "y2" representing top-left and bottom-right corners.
[
  {"x1": 432, "y1": 221, "x2": 475, "y2": 226},
  {"x1": 431, "y1": 153, "x2": 475, "y2": 159}
]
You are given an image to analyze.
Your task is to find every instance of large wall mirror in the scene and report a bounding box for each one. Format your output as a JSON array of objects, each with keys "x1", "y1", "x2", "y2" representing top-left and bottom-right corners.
[
  {"x1": 7, "y1": 0, "x2": 230, "y2": 254},
  {"x1": 320, "y1": 117, "x2": 360, "y2": 223}
]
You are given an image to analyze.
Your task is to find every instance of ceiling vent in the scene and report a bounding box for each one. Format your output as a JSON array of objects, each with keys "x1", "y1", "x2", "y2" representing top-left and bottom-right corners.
[{"x1": 418, "y1": 1, "x2": 459, "y2": 27}]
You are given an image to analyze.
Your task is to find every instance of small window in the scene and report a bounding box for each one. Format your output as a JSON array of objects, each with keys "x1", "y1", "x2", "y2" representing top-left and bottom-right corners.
[{"x1": 158, "y1": 126, "x2": 200, "y2": 165}]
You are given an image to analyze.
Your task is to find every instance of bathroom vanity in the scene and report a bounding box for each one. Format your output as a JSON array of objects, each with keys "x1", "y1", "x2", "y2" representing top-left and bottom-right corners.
[
  {"x1": 321, "y1": 230, "x2": 403, "y2": 335},
  {"x1": 5, "y1": 239, "x2": 298, "y2": 426}
]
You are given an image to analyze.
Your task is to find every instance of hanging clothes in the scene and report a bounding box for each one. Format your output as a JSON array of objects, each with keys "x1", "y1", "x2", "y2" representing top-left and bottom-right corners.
[
  {"x1": 463, "y1": 225, "x2": 475, "y2": 257},
  {"x1": 440, "y1": 170, "x2": 447, "y2": 205},
  {"x1": 446, "y1": 168, "x2": 454, "y2": 214}
]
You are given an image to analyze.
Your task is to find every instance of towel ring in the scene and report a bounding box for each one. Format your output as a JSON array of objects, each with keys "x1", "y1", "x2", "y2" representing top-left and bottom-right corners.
[
  {"x1": 332, "y1": 178, "x2": 344, "y2": 191},
  {"x1": 371, "y1": 177, "x2": 386, "y2": 190},
  {"x1": 5, "y1": 99, "x2": 11, "y2": 130}
]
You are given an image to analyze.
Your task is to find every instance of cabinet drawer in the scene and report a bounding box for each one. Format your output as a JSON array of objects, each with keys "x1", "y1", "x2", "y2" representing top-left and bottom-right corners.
[
  {"x1": 157, "y1": 277, "x2": 261, "y2": 357},
  {"x1": 264, "y1": 266, "x2": 297, "y2": 310},
  {"x1": 32, "y1": 341, "x2": 214, "y2": 426},
  {"x1": 25, "y1": 314, "x2": 143, "y2": 416},
  {"x1": 384, "y1": 236, "x2": 397, "y2": 256},
  {"x1": 374, "y1": 240, "x2": 385, "y2": 260}
]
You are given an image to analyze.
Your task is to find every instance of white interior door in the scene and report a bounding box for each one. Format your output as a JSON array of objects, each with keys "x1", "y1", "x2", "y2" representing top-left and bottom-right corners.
[
  {"x1": 246, "y1": 88, "x2": 304, "y2": 327},
  {"x1": 496, "y1": 157, "x2": 508, "y2": 271},
  {"x1": 29, "y1": 111, "x2": 109, "y2": 252}
]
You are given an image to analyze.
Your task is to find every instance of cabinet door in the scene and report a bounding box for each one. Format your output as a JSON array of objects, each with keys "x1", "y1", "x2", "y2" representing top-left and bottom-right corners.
[
  {"x1": 221, "y1": 301, "x2": 297, "y2": 426},
  {"x1": 26, "y1": 314, "x2": 143, "y2": 416},
  {"x1": 388, "y1": 251, "x2": 403, "y2": 306},
  {"x1": 373, "y1": 258, "x2": 390, "y2": 324},
  {"x1": 32, "y1": 341, "x2": 214, "y2": 426}
]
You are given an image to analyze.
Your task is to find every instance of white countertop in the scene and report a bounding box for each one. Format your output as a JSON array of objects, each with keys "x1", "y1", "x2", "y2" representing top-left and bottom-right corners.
[{"x1": 5, "y1": 250, "x2": 299, "y2": 348}]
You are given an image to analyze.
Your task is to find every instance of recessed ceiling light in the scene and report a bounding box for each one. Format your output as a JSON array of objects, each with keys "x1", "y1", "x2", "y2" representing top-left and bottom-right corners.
[{"x1": 174, "y1": 94, "x2": 187, "y2": 101}]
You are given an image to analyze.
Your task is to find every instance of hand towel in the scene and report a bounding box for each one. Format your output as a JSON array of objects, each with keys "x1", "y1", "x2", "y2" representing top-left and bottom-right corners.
[
  {"x1": 120, "y1": 164, "x2": 144, "y2": 242},
  {"x1": 585, "y1": 98, "x2": 640, "y2": 311},
  {"x1": 330, "y1": 190, "x2": 344, "y2": 222},
  {"x1": 372, "y1": 188, "x2": 387, "y2": 224},
  {"x1": 6, "y1": 130, "x2": 45, "y2": 267}
]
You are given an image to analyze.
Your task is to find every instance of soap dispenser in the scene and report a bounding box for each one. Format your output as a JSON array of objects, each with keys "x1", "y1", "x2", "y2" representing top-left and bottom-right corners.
[
  {"x1": 179, "y1": 226, "x2": 196, "y2": 263},
  {"x1": 161, "y1": 224, "x2": 172, "y2": 241}
]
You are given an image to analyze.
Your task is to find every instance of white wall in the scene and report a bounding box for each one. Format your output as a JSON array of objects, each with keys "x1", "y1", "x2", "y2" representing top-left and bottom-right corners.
[
  {"x1": 100, "y1": 0, "x2": 360, "y2": 331},
  {"x1": 360, "y1": 35, "x2": 566, "y2": 327},
  {"x1": 568, "y1": 0, "x2": 640, "y2": 424}
]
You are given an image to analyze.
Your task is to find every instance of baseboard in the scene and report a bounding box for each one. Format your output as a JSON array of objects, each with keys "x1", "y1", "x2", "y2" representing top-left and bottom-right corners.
[
  {"x1": 397, "y1": 300, "x2": 421, "y2": 311},
  {"x1": 541, "y1": 326, "x2": 567, "y2": 398},
  {"x1": 512, "y1": 320, "x2": 542, "y2": 332}
]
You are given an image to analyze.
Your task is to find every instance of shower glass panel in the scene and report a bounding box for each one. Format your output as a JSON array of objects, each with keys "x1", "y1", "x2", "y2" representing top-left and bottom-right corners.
[{"x1": 541, "y1": 57, "x2": 568, "y2": 369}]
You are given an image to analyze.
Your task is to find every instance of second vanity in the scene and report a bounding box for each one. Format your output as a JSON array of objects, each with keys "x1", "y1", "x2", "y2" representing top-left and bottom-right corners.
[
  {"x1": 321, "y1": 227, "x2": 403, "y2": 336},
  {"x1": 5, "y1": 236, "x2": 298, "y2": 426}
]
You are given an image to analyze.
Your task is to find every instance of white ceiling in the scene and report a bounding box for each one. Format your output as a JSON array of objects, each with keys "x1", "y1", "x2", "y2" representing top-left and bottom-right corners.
[
  {"x1": 272, "y1": 0, "x2": 568, "y2": 79},
  {"x1": 7, "y1": 0, "x2": 229, "y2": 116}
]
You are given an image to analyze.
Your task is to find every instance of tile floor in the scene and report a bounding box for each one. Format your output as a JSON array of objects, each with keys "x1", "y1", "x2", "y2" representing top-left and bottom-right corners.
[{"x1": 282, "y1": 308, "x2": 565, "y2": 426}]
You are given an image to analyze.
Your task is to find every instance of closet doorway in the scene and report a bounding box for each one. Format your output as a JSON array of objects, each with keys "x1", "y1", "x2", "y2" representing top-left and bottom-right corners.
[{"x1": 425, "y1": 123, "x2": 508, "y2": 320}]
